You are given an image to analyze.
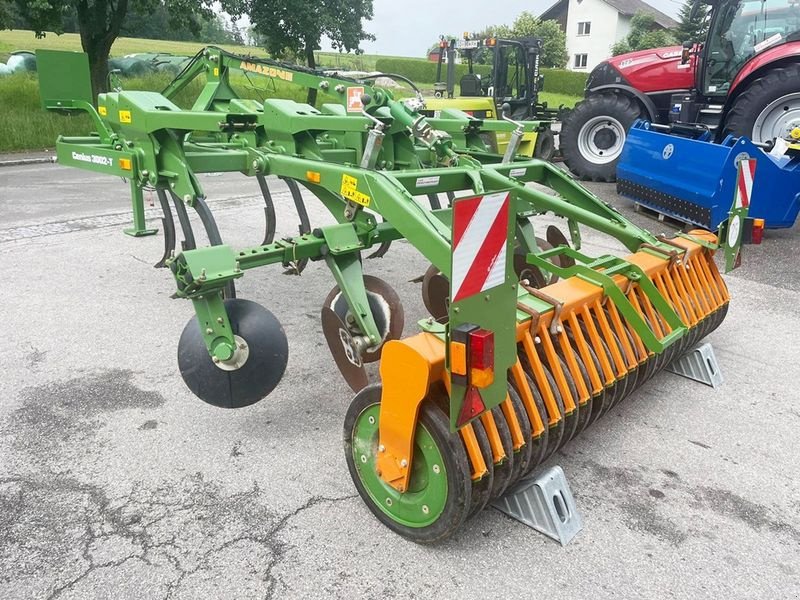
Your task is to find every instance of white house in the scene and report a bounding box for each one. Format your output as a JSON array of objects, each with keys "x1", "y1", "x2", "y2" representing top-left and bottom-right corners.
[{"x1": 540, "y1": 0, "x2": 677, "y2": 72}]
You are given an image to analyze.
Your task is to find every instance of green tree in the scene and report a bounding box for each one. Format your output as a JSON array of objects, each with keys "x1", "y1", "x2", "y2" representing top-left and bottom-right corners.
[
  {"x1": 5, "y1": 0, "x2": 245, "y2": 99},
  {"x1": 674, "y1": 0, "x2": 709, "y2": 44},
  {"x1": 502, "y1": 11, "x2": 568, "y2": 68},
  {"x1": 249, "y1": 0, "x2": 374, "y2": 105},
  {"x1": 611, "y1": 12, "x2": 678, "y2": 55},
  {"x1": 0, "y1": 1, "x2": 13, "y2": 29}
]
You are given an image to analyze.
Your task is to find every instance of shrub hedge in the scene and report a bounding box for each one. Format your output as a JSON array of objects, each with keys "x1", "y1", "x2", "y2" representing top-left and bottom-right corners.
[
  {"x1": 375, "y1": 57, "x2": 588, "y2": 97},
  {"x1": 375, "y1": 57, "x2": 490, "y2": 85},
  {"x1": 540, "y1": 68, "x2": 587, "y2": 96}
]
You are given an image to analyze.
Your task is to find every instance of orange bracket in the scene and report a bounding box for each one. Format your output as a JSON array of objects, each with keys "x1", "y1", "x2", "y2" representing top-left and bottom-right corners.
[{"x1": 376, "y1": 333, "x2": 445, "y2": 493}]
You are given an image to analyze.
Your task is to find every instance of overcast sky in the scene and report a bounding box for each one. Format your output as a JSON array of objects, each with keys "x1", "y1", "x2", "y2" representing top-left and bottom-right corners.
[{"x1": 335, "y1": 0, "x2": 683, "y2": 57}]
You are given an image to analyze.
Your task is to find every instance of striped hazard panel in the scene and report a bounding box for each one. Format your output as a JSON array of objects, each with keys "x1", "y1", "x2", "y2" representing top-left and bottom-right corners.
[{"x1": 451, "y1": 192, "x2": 511, "y2": 303}]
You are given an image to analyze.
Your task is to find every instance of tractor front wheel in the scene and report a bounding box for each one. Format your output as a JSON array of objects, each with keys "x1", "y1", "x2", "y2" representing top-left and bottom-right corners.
[{"x1": 560, "y1": 92, "x2": 642, "y2": 182}]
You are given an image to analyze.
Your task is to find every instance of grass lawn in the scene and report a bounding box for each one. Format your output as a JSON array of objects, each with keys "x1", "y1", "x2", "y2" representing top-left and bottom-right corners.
[
  {"x1": 0, "y1": 70, "x2": 347, "y2": 152},
  {"x1": 0, "y1": 30, "x2": 395, "y2": 71},
  {"x1": 539, "y1": 91, "x2": 581, "y2": 109},
  {"x1": 0, "y1": 30, "x2": 581, "y2": 152}
]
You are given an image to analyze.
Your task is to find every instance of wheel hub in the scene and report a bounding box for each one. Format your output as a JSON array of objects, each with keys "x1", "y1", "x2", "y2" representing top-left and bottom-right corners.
[
  {"x1": 577, "y1": 115, "x2": 626, "y2": 164},
  {"x1": 593, "y1": 128, "x2": 616, "y2": 150},
  {"x1": 753, "y1": 92, "x2": 800, "y2": 143},
  {"x1": 352, "y1": 404, "x2": 448, "y2": 528}
]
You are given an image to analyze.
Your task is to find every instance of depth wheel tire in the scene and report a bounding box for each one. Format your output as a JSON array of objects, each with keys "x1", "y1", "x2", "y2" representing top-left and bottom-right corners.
[
  {"x1": 561, "y1": 92, "x2": 642, "y2": 182},
  {"x1": 178, "y1": 298, "x2": 288, "y2": 409},
  {"x1": 344, "y1": 385, "x2": 471, "y2": 543},
  {"x1": 724, "y1": 64, "x2": 800, "y2": 143}
]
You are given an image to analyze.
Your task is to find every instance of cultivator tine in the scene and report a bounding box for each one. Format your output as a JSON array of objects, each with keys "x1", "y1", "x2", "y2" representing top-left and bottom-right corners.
[
  {"x1": 282, "y1": 178, "x2": 311, "y2": 275},
  {"x1": 366, "y1": 218, "x2": 392, "y2": 259},
  {"x1": 154, "y1": 189, "x2": 176, "y2": 268},
  {"x1": 257, "y1": 175, "x2": 277, "y2": 246},
  {"x1": 465, "y1": 417, "x2": 494, "y2": 516},
  {"x1": 194, "y1": 196, "x2": 236, "y2": 299},
  {"x1": 500, "y1": 391, "x2": 529, "y2": 482},
  {"x1": 169, "y1": 191, "x2": 197, "y2": 251}
]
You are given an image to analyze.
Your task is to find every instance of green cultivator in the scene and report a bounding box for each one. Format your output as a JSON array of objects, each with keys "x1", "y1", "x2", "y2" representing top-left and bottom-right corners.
[{"x1": 41, "y1": 48, "x2": 744, "y2": 542}]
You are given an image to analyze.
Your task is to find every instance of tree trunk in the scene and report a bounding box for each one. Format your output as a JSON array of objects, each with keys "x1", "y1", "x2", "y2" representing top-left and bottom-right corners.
[
  {"x1": 86, "y1": 41, "x2": 113, "y2": 101},
  {"x1": 77, "y1": 0, "x2": 129, "y2": 103},
  {"x1": 305, "y1": 44, "x2": 318, "y2": 106}
]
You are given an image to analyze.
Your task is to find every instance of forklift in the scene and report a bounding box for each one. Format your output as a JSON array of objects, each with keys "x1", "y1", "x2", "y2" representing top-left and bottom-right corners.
[{"x1": 424, "y1": 34, "x2": 562, "y2": 159}]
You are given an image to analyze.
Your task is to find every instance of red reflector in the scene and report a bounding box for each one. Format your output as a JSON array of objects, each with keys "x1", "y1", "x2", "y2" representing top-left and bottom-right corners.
[
  {"x1": 468, "y1": 328, "x2": 494, "y2": 370},
  {"x1": 457, "y1": 386, "x2": 486, "y2": 426}
]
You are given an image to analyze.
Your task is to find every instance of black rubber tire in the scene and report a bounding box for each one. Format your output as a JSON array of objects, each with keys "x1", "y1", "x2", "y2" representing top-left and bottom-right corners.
[
  {"x1": 343, "y1": 385, "x2": 472, "y2": 543},
  {"x1": 723, "y1": 64, "x2": 800, "y2": 143},
  {"x1": 560, "y1": 92, "x2": 642, "y2": 182},
  {"x1": 534, "y1": 127, "x2": 556, "y2": 161},
  {"x1": 178, "y1": 298, "x2": 288, "y2": 409}
]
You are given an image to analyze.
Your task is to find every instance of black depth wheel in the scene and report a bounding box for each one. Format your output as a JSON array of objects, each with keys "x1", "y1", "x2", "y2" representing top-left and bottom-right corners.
[{"x1": 178, "y1": 298, "x2": 288, "y2": 409}]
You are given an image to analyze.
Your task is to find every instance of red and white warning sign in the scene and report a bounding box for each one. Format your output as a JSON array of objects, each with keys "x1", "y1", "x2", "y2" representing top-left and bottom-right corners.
[
  {"x1": 734, "y1": 158, "x2": 756, "y2": 208},
  {"x1": 346, "y1": 86, "x2": 365, "y2": 113},
  {"x1": 451, "y1": 192, "x2": 510, "y2": 303},
  {"x1": 727, "y1": 158, "x2": 756, "y2": 252}
]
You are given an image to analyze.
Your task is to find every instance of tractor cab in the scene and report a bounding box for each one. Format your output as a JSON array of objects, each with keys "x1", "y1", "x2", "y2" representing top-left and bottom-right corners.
[{"x1": 698, "y1": 0, "x2": 800, "y2": 97}]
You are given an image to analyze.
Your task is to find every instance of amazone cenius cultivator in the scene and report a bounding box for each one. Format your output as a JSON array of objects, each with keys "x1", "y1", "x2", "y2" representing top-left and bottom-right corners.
[{"x1": 40, "y1": 47, "x2": 745, "y2": 542}]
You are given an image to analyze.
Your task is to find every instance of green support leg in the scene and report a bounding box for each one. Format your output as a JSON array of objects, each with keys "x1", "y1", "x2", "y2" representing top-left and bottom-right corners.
[
  {"x1": 124, "y1": 179, "x2": 158, "y2": 237},
  {"x1": 325, "y1": 253, "x2": 382, "y2": 348}
]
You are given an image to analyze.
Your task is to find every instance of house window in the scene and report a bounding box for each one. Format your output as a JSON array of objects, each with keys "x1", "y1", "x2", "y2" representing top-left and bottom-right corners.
[
  {"x1": 577, "y1": 21, "x2": 591, "y2": 36},
  {"x1": 574, "y1": 53, "x2": 588, "y2": 69}
]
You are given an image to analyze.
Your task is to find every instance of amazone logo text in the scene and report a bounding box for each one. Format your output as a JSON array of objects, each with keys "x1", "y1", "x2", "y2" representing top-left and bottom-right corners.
[{"x1": 240, "y1": 61, "x2": 294, "y2": 82}]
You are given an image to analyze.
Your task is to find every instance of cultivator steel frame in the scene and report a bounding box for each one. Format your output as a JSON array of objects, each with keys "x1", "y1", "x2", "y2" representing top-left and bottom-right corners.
[{"x1": 41, "y1": 48, "x2": 743, "y2": 542}]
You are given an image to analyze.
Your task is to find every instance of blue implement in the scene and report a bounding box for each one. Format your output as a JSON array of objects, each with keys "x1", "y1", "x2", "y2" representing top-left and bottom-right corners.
[{"x1": 617, "y1": 120, "x2": 800, "y2": 230}]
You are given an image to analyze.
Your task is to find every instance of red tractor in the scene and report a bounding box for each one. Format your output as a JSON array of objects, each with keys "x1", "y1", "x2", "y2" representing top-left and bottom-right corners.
[{"x1": 560, "y1": 0, "x2": 800, "y2": 181}]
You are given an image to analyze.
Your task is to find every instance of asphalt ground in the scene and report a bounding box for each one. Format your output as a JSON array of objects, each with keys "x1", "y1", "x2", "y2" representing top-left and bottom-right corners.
[{"x1": 1, "y1": 162, "x2": 799, "y2": 599}]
